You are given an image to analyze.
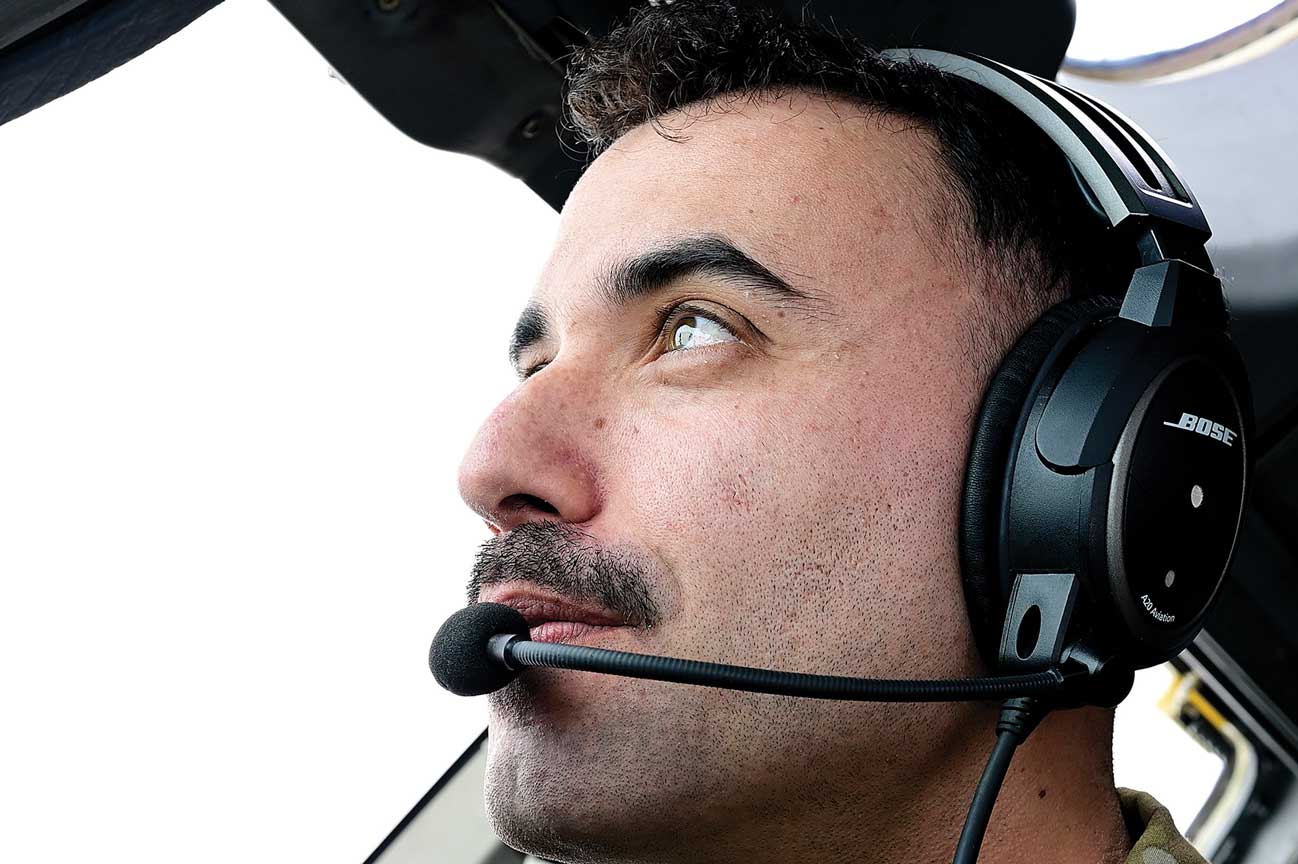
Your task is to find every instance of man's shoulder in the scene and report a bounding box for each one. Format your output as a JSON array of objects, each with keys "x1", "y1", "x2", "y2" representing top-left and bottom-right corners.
[{"x1": 1119, "y1": 788, "x2": 1210, "y2": 864}]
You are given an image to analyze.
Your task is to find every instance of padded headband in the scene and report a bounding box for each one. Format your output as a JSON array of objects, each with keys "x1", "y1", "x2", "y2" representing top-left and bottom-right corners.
[{"x1": 881, "y1": 48, "x2": 1211, "y2": 245}]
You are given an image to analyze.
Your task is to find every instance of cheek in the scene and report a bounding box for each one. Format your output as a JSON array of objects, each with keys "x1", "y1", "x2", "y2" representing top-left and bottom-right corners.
[
  {"x1": 621, "y1": 390, "x2": 816, "y2": 538},
  {"x1": 610, "y1": 389, "x2": 873, "y2": 616},
  {"x1": 607, "y1": 373, "x2": 973, "y2": 654},
  {"x1": 621, "y1": 380, "x2": 961, "y2": 538}
]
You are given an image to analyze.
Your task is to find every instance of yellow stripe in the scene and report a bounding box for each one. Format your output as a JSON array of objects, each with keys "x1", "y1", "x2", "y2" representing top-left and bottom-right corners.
[
  {"x1": 1156, "y1": 671, "x2": 1186, "y2": 714},
  {"x1": 1186, "y1": 688, "x2": 1228, "y2": 731}
]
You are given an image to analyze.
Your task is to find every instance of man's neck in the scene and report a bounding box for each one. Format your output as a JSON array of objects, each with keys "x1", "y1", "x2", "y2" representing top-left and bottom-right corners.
[
  {"x1": 972, "y1": 708, "x2": 1132, "y2": 864},
  {"x1": 701, "y1": 706, "x2": 1133, "y2": 864}
]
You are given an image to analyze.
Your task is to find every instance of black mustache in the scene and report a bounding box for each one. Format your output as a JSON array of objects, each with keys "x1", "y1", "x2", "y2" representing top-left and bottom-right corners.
[{"x1": 465, "y1": 521, "x2": 662, "y2": 628}]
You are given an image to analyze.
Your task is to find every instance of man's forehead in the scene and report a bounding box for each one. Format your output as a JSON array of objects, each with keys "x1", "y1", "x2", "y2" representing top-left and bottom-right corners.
[{"x1": 536, "y1": 91, "x2": 939, "y2": 310}]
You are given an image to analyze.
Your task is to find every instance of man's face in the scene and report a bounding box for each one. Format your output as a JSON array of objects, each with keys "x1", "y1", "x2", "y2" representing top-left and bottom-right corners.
[{"x1": 458, "y1": 93, "x2": 1000, "y2": 862}]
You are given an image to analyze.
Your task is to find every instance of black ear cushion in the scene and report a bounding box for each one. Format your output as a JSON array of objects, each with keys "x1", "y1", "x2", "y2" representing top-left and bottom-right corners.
[{"x1": 961, "y1": 295, "x2": 1123, "y2": 665}]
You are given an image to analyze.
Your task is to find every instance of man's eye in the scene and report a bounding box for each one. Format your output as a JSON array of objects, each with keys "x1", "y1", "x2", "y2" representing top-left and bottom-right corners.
[{"x1": 668, "y1": 313, "x2": 738, "y2": 352}]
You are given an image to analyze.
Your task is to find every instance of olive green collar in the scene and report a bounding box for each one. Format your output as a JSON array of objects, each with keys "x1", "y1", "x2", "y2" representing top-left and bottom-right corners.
[{"x1": 1119, "y1": 788, "x2": 1209, "y2": 864}]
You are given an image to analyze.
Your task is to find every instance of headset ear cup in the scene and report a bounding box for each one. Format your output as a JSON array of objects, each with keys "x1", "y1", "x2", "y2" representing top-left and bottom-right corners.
[{"x1": 961, "y1": 294, "x2": 1123, "y2": 666}]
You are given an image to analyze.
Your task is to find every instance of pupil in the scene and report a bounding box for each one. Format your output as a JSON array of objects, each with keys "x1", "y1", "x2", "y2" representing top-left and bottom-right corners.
[{"x1": 674, "y1": 317, "x2": 699, "y2": 348}]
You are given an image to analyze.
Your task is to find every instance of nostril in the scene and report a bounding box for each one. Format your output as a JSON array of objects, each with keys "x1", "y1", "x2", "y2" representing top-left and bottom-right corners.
[{"x1": 499, "y1": 493, "x2": 561, "y2": 517}]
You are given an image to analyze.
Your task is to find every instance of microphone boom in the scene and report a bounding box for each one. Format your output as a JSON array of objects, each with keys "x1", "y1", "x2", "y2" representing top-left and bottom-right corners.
[{"x1": 492, "y1": 635, "x2": 1066, "y2": 702}]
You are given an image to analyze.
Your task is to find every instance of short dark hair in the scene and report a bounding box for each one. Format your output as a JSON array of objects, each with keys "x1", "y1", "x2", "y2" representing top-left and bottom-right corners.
[{"x1": 561, "y1": 1, "x2": 1135, "y2": 374}]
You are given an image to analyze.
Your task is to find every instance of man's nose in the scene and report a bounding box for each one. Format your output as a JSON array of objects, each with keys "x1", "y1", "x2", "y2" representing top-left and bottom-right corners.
[{"x1": 457, "y1": 369, "x2": 602, "y2": 533}]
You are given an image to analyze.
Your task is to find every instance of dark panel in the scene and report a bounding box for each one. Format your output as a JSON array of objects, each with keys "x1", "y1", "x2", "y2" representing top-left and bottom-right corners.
[
  {"x1": 0, "y1": 0, "x2": 223, "y2": 128},
  {"x1": 1204, "y1": 508, "x2": 1298, "y2": 746},
  {"x1": 0, "y1": 0, "x2": 90, "y2": 52},
  {"x1": 1216, "y1": 237, "x2": 1298, "y2": 430},
  {"x1": 265, "y1": 0, "x2": 585, "y2": 211},
  {"x1": 1255, "y1": 427, "x2": 1298, "y2": 548},
  {"x1": 2, "y1": 0, "x2": 1075, "y2": 207},
  {"x1": 266, "y1": 0, "x2": 1076, "y2": 210}
]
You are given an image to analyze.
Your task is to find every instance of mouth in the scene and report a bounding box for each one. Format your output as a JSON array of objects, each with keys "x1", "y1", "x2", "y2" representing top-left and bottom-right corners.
[{"x1": 478, "y1": 585, "x2": 636, "y2": 645}]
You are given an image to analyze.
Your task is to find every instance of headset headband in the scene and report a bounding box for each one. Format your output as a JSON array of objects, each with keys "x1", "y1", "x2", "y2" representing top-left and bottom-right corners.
[{"x1": 882, "y1": 48, "x2": 1211, "y2": 257}]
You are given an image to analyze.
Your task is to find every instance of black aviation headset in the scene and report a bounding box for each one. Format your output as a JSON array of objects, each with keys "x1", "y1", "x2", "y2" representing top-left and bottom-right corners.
[
  {"x1": 432, "y1": 47, "x2": 1254, "y2": 864},
  {"x1": 890, "y1": 48, "x2": 1255, "y2": 696}
]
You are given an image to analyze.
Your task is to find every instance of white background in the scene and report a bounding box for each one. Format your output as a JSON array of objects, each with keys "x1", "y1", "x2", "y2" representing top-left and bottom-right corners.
[
  {"x1": 0, "y1": 1, "x2": 1223, "y2": 861},
  {"x1": 1068, "y1": 0, "x2": 1283, "y2": 62}
]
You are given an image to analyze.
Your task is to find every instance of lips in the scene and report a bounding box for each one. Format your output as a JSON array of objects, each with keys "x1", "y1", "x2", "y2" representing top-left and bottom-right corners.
[{"x1": 478, "y1": 586, "x2": 633, "y2": 645}]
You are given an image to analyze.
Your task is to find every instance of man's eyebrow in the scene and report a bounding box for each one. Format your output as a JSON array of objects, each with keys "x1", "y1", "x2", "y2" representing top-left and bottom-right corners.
[
  {"x1": 508, "y1": 303, "x2": 548, "y2": 370},
  {"x1": 599, "y1": 233, "x2": 820, "y2": 310},
  {"x1": 507, "y1": 233, "x2": 825, "y2": 372}
]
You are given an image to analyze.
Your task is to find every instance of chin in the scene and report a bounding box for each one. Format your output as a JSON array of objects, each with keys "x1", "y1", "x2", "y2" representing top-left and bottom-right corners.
[
  {"x1": 483, "y1": 737, "x2": 669, "y2": 864},
  {"x1": 482, "y1": 676, "x2": 718, "y2": 864}
]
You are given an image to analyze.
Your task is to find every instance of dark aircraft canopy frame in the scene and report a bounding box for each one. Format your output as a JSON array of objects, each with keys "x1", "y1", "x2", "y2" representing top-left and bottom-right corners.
[{"x1": 1, "y1": 0, "x2": 1076, "y2": 209}]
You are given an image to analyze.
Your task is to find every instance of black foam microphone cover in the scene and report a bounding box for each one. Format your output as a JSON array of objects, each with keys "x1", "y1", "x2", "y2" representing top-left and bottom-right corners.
[{"x1": 430, "y1": 602, "x2": 530, "y2": 696}]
